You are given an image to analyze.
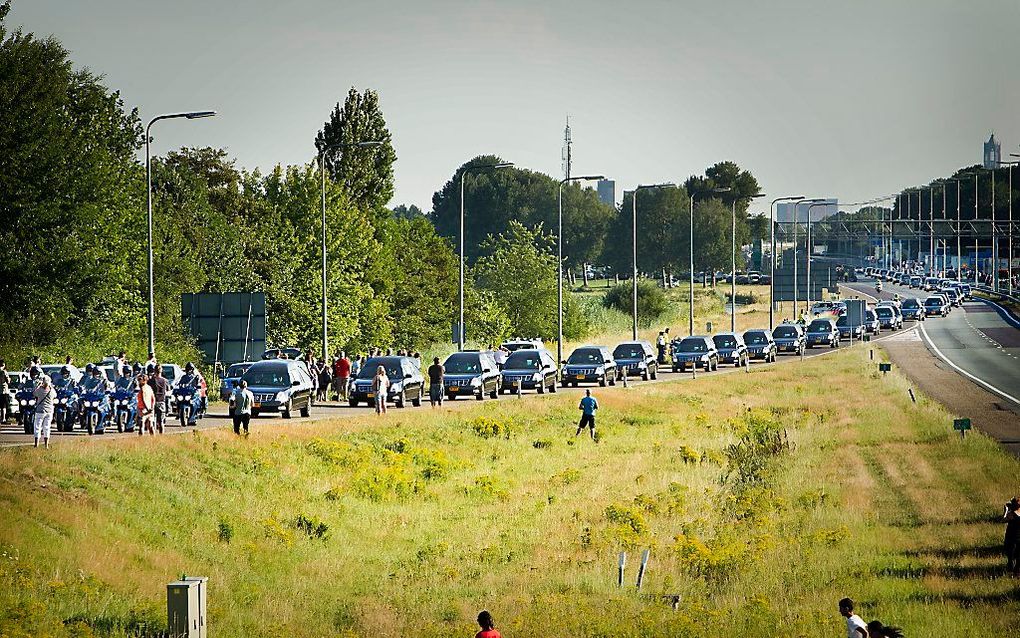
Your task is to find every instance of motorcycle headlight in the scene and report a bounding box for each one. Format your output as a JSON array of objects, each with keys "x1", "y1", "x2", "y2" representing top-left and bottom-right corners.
[
  {"x1": 175, "y1": 395, "x2": 185, "y2": 402},
  {"x1": 60, "y1": 398, "x2": 68, "y2": 405},
  {"x1": 19, "y1": 399, "x2": 27, "y2": 406},
  {"x1": 29, "y1": 399, "x2": 36, "y2": 406}
]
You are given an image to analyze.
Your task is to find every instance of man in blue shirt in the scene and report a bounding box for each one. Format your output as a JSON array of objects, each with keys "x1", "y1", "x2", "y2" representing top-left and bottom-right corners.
[{"x1": 576, "y1": 389, "x2": 598, "y2": 440}]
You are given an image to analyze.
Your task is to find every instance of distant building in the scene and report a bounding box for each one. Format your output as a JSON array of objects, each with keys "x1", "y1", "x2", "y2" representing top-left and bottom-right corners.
[
  {"x1": 776, "y1": 199, "x2": 838, "y2": 223},
  {"x1": 596, "y1": 179, "x2": 615, "y2": 206},
  {"x1": 984, "y1": 133, "x2": 1001, "y2": 169}
]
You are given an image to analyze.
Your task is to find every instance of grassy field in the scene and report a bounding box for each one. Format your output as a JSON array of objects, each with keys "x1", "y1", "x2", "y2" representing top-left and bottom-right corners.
[{"x1": 1, "y1": 346, "x2": 1018, "y2": 637}]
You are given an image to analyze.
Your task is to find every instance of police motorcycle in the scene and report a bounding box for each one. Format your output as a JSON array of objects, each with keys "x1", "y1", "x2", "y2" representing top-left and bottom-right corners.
[
  {"x1": 15, "y1": 369, "x2": 40, "y2": 435},
  {"x1": 173, "y1": 362, "x2": 206, "y2": 427},
  {"x1": 53, "y1": 366, "x2": 82, "y2": 433},
  {"x1": 110, "y1": 365, "x2": 139, "y2": 433},
  {"x1": 79, "y1": 365, "x2": 114, "y2": 435}
]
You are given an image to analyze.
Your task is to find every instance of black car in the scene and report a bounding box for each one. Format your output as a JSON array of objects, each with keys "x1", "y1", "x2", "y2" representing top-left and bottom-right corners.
[
  {"x1": 350, "y1": 356, "x2": 425, "y2": 407},
  {"x1": 442, "y1": 351, "x2": 500, "y2": 400},
  {"x1": 500, "y1": 349, "x2": 558, "y2": 394},
  {"x1": 612, "y1": 341, "x2": 658, "y2": 380},
  {"x1": 242, "y1": 359, "x2": 314, "y2": 418},
  {"x1": 900, "y1": 297, "x2": 925, "y2": 321},
  {"x1": 671, "y1": 336, "x2": 719, "y2": 372},
  {"x1": 772, "y1": 324, "x2": 806, "y2": 355},
  {"x1": 712, "y1": 333, "x2": 749, "y2": 367},
  {"x1": 561, "y1": 346, "x2": 617, "y2": 387},
  {"x1": 805, "y1": 318, "x2": 839, "y2": 348},
  {"x1": 835, "y1": 314, "x2": 864, "y2": 340},
  {"x1": 742, "y1": 329, "x2": 777, "y2": 362}
]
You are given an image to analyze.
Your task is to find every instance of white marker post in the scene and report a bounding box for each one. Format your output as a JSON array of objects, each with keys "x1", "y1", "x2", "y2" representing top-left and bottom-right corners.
[
  {"x1": 636, "y1": 549, "x2": 650, "y2": 589},
  {"x1": 618, "y1": 551, "x2": 627, "y2": 587}
]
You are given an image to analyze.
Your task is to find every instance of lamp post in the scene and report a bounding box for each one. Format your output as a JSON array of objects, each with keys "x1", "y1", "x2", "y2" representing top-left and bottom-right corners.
[
  {"x1": 317, "y1": 140, "x2": 383, "y2": 360},
  {"x1": 730, "y1": 193, "x2": 766, "y2": 332},
  {"x1": 145, "y1": 110, "x2": 217, "y2": 357},
  {"x1": 557, "y1": 174, "x2": 604, "y2": 365},
  {"x1": 790, "y1": 199, "x2": 825, "y2": 320},
  {"x1": 630, "y1": 183, "x2": 675, "y2": 340},
  {"x1": 804, "y1": 200, "x2": 831, "y2": 315},
  {"x1": 1001, "y1": 157, "x2": 1018, "y2": 295},
  {"x1": 689, "y1": 187, "x2": 731, "y2": 335},
  {"x1": 768, "y1": 196, "x2": 803, "y2": 330},
  {"x1": 458, "y1": 162, "x2": 513, "y2": 350}
]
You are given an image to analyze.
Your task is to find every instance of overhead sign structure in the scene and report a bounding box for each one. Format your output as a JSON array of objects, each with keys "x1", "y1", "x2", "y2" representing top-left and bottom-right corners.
[{"x1": 182, "y1": 292, "x2": 266, "y2": 365}]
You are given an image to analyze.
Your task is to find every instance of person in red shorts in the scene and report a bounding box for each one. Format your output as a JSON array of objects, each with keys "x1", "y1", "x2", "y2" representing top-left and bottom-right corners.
[{"x1": 475, "y1": 610, "x2": 500, "y2": 638}]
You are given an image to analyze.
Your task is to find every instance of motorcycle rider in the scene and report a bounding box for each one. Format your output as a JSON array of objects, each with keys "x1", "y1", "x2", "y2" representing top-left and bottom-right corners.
[
  {"x1": 114, "y1": 365, "x2": 137, "y2": 392},
  {"x1": 81, "y1": 364, "x2": 112, "y2": 393},
  {"x1": 178, "y1": 362, "x2": 207, "y2": 413}
]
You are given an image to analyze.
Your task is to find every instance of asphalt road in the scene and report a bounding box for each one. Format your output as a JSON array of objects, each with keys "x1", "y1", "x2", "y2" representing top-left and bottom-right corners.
[
  {"x1": 0, "y1": 319, "x2": 897, "y2": 447},
  {"x1": 843, "y1": 279, "x2": 1020, "y2": 409}
]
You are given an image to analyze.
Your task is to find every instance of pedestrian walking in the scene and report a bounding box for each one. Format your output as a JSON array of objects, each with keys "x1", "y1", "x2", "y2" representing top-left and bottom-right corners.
[
  {"x1": 839, "y1": 598, "x2": 867, "y2": 638},
  {"x1": 0, "y1": 360, "x2": 10, "y2": 425},
  {"x1": 493, "y1": 346, "x2": 508, "y2": 371},
  {"x1": 372, "y1": 365, "x2": 388, "y2": 414},
  {"x1": 576, "y1": 389, "x2": 598, "y2": 440},
  {"x1": 230, "y1": 379, "x2": 254, "y2": 435},
  {"x1": 427, "y1": 357, "x2": 444, "y2": 407},
  {"x1": 137, "y1": 373, "x2": 156, "y2": 436},
  {"x1": 147, "y1": 366, "x2": 170, "y2": 433},
  {"x1": 866, "y1": 620, "x2": 904, "y2": 638},
  {"x1": 332, "y1": 352, "x2": 351, "y2": 401},
  {"x1": 474, "y1": 610, "x2": 501, "y2": 638},
  {"x1": 656, "y1": 331, "x2": 667, "y2": 364},
  {"x1": 32, "y1": 374, "x2": 55, "y2": 448},
  {"x1": 1004, "y1": 497, "x2": 1020, "y2": 577}
]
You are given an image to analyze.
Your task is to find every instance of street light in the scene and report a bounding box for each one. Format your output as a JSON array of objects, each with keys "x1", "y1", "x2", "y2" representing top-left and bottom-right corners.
[
  {"x1": 145, "y1": 110, "x2": 217, "y2": 357},
  {"x1": 458, "y1": 162, "x2": 513, "y2": 350},
  {"x1": 689, "y1": 187, "x2": 731, "y2": 335},
  {"x1": 790, "y1": 198, "x2": 825, "y2": 320},
  {"x1": 1001, "y1": 156, "x2": 1019, "y2": 294},
  {"x1": 629, "y1": 183, "x2": 676, "y2": 340},
  {"x1": 731, "y1": 193, "x2": 766, "y2": 332},
  {"x1": 768, "y1": 196, "x2": 803, "y2": 330},
  {"x1": 317, "y1": 140, "x2": 383, "y2": 359},
  {"x1": 558, "y1": 175, "x2": 604, "y2": 365},
  {"x1": 804, "y1": 200, "x2": 829, "y2": 316}
]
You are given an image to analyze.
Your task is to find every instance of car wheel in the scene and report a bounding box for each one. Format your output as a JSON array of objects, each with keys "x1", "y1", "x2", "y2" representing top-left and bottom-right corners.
[
  {"x1": 282, "y1": 399, "x2": 293, "y2": 419},
  {"x1": 251, "y1": 409, "x2": 261, "y2": 418},
  {"x1": 348, "y1": 399, "x2": 358, "y2": 408},
  {"x1": 599, "y1": 376, "x2": 607, "y2": 387},
  {"x1": 641, "y1": 369, "x2": 649, "y2": 381}
]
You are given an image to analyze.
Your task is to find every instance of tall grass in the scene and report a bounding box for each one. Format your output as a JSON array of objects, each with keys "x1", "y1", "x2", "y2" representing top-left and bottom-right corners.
[{"x1": 0, "y1": 346, "x2": 1016, "y2": 637}]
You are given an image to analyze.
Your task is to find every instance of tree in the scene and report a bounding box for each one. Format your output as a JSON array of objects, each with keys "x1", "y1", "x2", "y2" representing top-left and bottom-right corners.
[
  {"x1": 687, "y1": 199, "x2": 748, "y2": 273},
  {"x1": 603, "y1": 186, "x2": 690, "y2": 276},
  {"x1": 315, "y1": 87, "x2": 397, "y2": 216},
  {"x1": 684, "y1": 161, "x2": 761, "y2": 216},
  {"x1": 392, "y1": 203, "x2": 423, "y2": 220}
]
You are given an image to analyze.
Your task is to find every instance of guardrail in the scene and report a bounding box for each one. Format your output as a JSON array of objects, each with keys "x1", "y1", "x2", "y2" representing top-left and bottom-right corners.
[{"x1": 971, "y1": 283, "x2": 1019, "y2": 306}]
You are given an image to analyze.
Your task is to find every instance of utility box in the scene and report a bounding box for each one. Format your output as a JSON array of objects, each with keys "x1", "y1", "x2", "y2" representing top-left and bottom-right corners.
[{"x1": 167, "y1": 576, "x2": 208, "y2": 638}]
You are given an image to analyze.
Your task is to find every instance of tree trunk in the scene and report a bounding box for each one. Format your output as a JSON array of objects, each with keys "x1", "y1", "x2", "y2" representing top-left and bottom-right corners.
[{"x1": 582, "y1": 262, "x2": 589, "y2": 288}]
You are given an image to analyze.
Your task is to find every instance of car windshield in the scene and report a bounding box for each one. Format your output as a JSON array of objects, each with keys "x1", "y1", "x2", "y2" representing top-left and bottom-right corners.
[
  {"x1": 568, "y1": 348, "x2": 604, "y2": 364},
  {"x1": 876, "y1": 307, "x2": 893, "y2": 317},
  {"x1": 807, "y1": 320, "x2": 830, "y2": 332},
  {"x1": 225, "y1": 364, "x2": 250, "y2": 378},
  {"x1": 774, "y1": 326, "x2": 798, "y2": 338},
  {"x1": 613, "y1": 344, "x2": 644, "y2": 359},
  {"x1": 902, "y1": 299, "x2": 920, "y2": 308},
  {"x1": 677, "y1": 338, "x2": 706, "y2": 353},
  {"x1": 358, "y1": 358, "x2": 403, "y2": 379},
  {"x1": 743, "y1": 331, "x2": 767, "y2": 345},
  {"x1": 713, "y1": 336, "x2": 737, "y2": 349},
  {"x1": 503, "y1": 343, "x2": 536, "y2": 352},
  {"x1": 925, "y1": 297, "x2": 941, "y2": 305},
  {"x1": 444, "y1": 354, "x2": 481, "y2": 374},
  {"x1": 242, "y1": 365, "x2": 291, "y2": 387},
  {"x1": 504, "y1": 351, "x2": 542, "y2": 370}
]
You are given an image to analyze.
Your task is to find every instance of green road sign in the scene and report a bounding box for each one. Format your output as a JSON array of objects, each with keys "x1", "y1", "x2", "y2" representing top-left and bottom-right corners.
[
  {"x1": 879, "y1": 362, "x2": 891, "y2": 373},
  {"x1": 953, "y1": 418, "x2": 972, "y2": 431}
]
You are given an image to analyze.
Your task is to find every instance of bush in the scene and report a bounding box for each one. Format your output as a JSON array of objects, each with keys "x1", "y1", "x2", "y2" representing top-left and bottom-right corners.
[
  {"x1": 602, "y1": 280, "x2": 668, "y2": 326},
  {"x1": 471, "y1": 416, "x2": 513, "y2": 439}
]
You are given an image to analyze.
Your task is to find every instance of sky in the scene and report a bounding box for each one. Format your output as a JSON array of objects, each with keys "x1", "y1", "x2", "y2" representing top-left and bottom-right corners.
[{"x1": 9, "y1": 0, "x2": 1020, "y2": 213}]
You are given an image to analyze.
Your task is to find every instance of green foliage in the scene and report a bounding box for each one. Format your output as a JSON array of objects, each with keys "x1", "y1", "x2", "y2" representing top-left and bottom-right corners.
[
  {"x1": 724, "y1": 410, "x2": 791, "y2": 487},
  {"x1": 217, "y1": 519, "x2": 234, "y2": 543},
  {"x1": 294, "y1": 514, "x2": 330, "y2": 541},
  {"x1": 603, "y1": 280, "x2": 668, "y2": 326},
  {"x1": 470, "y1": 416, "x2": 514, "y2": 440},
  {"x1": 602, "y1": 186, "x2": 690, "y2": 277}
]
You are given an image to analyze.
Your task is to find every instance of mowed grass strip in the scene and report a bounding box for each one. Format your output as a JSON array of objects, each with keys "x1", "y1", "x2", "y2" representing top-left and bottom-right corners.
[{"x1": 0, "y1": 346, "x2": 1017, "y2": 638}]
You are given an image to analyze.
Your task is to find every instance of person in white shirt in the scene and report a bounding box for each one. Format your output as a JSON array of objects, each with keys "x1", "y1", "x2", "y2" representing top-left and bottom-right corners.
[{"x1": 839, "y1": 598, "x2": 867, "y2": 638}]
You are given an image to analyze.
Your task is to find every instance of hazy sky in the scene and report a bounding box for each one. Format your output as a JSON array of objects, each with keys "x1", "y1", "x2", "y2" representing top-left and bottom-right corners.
[{"x1": 10, "y1": 0, "x2": 1020, "y2": 213}]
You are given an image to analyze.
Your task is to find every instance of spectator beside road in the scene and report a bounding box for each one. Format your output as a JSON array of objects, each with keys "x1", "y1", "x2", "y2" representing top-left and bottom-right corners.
[
  {"x1": 372, "y1": 365, "x2": 388, "y2": 415},
  {"x1": 427, "y1": 357, "x2": 444, "y2": 408},
  {"x1": 32, "y1": 374, "x2": 55, "y2": 448},
  {"x1": 839, "y1": 598, "x2": 867, "y2": 638},
  {"x1": 332, "y1": 353, "x2": 351, "y2": 401},
  {"x1": 114, "y1": 350, "x2": 128, "y2": 378},
  {"x1": 0, "y1": 360, "x2": 9, "y2": 425},
  {"x1": 1004, "y1": 497, "x2": 1020, "y2": 577},
  {"x1": 25, "y1": 355, "x2": 42, "y2": 378},
  {"x1": 63, "y1": 355, "x2": 79, "y2": 380},
  {"x1": 493, "y1": 345, "x2": 508, "y2": 371},
  {"x1": 316, "y1": 360, "x2": 331, "y2": 402},
  {"x1": 474, "y1": 611, "x2": 501, "y2": 638},
  {"x1": 136, "y1": 373, "x2": 155, "y2": 436},
  {"x1": 576, "y1": 389, "x2": 598, "y2": 441},
  {"x1": 230, "y1": 379, "x2": 254, "y2": 436},
  {"x1": 656, "y1": 330, "x2": 667, "y2": 364},
  {"x1": 145, "y1": 351, "x2": 158, "y2": 372},
  {"x1": 148, "y1": 367, "x2": 170, "y2": 434}
]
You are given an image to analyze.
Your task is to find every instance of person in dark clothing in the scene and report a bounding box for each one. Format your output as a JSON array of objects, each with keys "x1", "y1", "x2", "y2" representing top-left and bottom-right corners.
[
  {"x1": 866, "y1": 620, "x2": 904, "y2": 637},
  {"x1": 0, "y1": 360, "x2": 10, "y2": 425},
  {"x1": 576, "y1": 389, "x2": 598, "y2": 440},
  {"x1": 147, "y1": 367, "x2": 171, "y2": 434},
  {"x1": 427, "y1": 357, "x2": 444, "y2": 407},
  {"x1": 475, "y1": 610, "x2": 501, "y2": 638},
  {"x1": 1005, "y1": 497, "x2": 1020, "y2": 576}
]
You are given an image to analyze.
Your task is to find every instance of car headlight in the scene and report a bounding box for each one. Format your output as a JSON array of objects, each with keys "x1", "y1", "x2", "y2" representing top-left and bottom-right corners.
[
  {"x1": 470, "y1": 377, "x2": 481, "y2": 387},
  {"x1": 276, "y1": 391, "x2": 289, "y2": 402}
]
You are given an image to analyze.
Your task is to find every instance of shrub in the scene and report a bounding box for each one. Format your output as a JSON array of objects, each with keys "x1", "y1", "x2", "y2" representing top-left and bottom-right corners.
[
  {"x1": 724, "y1": 410, "x2": 790, "y2": 487},
  {"x1": 604, "y1": 504, "x2": 648, "y2": 535},
  {"x1": 552, "y1": 468, "x2": 582, "y2": 485},
  {"x1": 217, "y1": 520, "x2": 233, "y2": 543},
  {"x1": 532, "y1": 439, "x2": 553, "y2": 449},
  {"x1": 294, "y1": 514, "x2": 329, "y2": 540},
  {"x1": 603, "y1": 280, "x2": 668, "y2": 326},
  {"x1": 471, "y1": 416, "x2": 513, "y2": 439},
  {"x1": 465, "y1": 475, "x2": 509, "y2": 501},
  {"x1": 678, "y1": 445, "x2": 701, "y2": 464},
  {"x1": 352, "y1": 465, "x2": 419, "y2": 502},
  {"x1": 671, "y1": 533, "x2": 742, "y2": 579}
]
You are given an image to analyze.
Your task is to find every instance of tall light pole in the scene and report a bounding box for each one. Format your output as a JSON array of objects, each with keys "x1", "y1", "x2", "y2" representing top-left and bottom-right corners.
[
  {"x1": 730, "y1": 193, "x2": 766, "y2": 332},
  {"x1": 630, "y1": 183, "x2": 675, "y2": 340},
  {"x1": 974, "y1": 172, "x2": 980, "y2": 284},
  {"x1": 458, "y1": 162, "x2": 513, "y2": 350},
  {"x1": 991, "y1": 167, "x2": 998, "y2": 291},
  {"x1": 768, "y1": 196, "x2": 803, "y2": 330},
  {"x1": 945, "y1": 178, "x2": 962, "y2": 281},
  {"x1": 689, "y1": 187, "x2": 731, "y2": 335},
  {"x1": 791, "y1": 199, "x2": 825, "y2": 320},
  {"x1": 1008, "y1": 153, "x2": 1020, "y2": 294},
  {"x1": 558, "y1": 174, "x2": 603, "y2": 364},
  {"x1": 805, "y1": 200, "x2": 830, "y2": 315},
  {"x1": 145, "y1": 110, "x2": 217, "y2": 358},
  {"x1": 317, "y1": 140, "x2": 382, "y2": 359}
]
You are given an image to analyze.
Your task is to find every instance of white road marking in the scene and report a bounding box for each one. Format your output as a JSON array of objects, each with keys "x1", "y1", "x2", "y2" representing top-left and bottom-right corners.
[{"x1": 918, "y1": 321, "x2": 1020, "y2": 408}]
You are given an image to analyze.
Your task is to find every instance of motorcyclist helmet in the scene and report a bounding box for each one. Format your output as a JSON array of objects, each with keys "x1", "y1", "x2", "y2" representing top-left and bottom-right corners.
[
  {"x1": 85, "y1": 363, "x2": 95, "y2": 374},
  {"x1": 185, "y1": 362, "x2": 195, "y2": 373},
  {"x1": 132, "y1": 362, "x2": 142, "y2": 375},
  {"x1": 122, "y1": 365, "x2": 132, "y2": 377},
  {"x1": 146, "y1": 363, "x2": 157, "y2": 375},
  {"x1": 60, "y1": 365, "x2": 71, "y2": 378}
]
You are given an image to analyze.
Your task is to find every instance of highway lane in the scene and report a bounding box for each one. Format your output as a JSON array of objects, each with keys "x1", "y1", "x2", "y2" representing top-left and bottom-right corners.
[
  {"x1": 844, "y1": 279, "x2": 1020, "y2": 409},
  {"x1": 0, "y1": 324, "x2": 896, "y2": 447}
]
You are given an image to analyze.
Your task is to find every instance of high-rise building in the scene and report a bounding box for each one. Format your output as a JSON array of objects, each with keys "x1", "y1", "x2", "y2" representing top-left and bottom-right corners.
[
  {"x1": 984, "y1": 133, "x2": 1001, "y2": 169},
  {"x1": 597, "y1": 179, "x2": 615, "y2": 206}
]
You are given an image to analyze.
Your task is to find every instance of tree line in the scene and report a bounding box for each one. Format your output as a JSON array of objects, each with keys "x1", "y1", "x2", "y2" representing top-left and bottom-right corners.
[{"x1": 0, "y1": 2, "x2": 766, "y2": 365}]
